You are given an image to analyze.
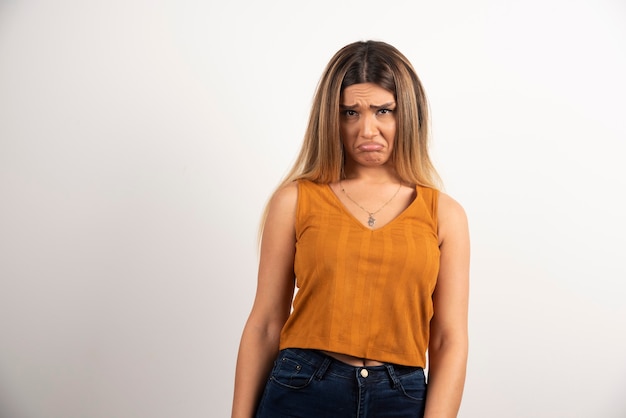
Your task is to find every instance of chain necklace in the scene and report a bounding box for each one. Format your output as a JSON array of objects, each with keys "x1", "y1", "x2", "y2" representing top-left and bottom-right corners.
[{"x1": 340, "y1": 181, "x2": 402, "y2": 227}]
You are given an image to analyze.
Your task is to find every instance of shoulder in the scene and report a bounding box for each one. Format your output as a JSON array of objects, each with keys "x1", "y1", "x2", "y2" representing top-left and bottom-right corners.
[
  {"x1": 269, "y1": 181, "x2": 299, "y2": 213},
  {"x1": 437, "y1": 192, "x2": 466, "y2": 221},
  {"x1": 436, "y1": 192, "x2": 469, "y2": 243},
  {"x1": 262, "y1": 181, "x2": 299, "y2": 241}
]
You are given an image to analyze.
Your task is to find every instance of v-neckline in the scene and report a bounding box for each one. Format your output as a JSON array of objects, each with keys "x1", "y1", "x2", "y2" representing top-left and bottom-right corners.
[{"x1": 326, "y1": 183, "x2": 420, "y2": 232}]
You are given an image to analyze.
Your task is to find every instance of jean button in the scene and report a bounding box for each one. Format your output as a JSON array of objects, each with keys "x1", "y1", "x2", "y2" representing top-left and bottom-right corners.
[{"x1": 360, "y1": 368, "x2": 368, "y2": 378}]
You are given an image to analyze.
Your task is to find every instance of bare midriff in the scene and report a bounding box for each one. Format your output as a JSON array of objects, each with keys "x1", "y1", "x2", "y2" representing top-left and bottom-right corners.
[{"x1": 321, "y1": 351, "x2": 385, "y2": 367}]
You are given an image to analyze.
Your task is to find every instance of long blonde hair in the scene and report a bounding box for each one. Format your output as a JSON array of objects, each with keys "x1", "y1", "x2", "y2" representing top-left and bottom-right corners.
[{"x1": 260, "y1": 40, "x2": 441, "y2": 237}]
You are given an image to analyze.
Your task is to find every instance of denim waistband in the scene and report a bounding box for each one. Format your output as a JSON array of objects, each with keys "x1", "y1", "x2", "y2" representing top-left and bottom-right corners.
[{"x1": 279, "y1": 348, "x2": 423, "y2": 384}]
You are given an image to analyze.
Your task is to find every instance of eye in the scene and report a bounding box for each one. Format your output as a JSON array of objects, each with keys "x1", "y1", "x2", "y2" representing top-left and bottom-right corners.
[
  {"x1": 342, "y1": 110, "x2": 358, "y2": 117},
  {"x1": 378, "y1": 108, "x2": 393, "y2": 115}
]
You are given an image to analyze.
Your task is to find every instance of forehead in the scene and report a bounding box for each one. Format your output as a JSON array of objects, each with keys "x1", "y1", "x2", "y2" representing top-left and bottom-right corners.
[{"x1": 340, "y1": 83, "x2": 395, "y2": 104}]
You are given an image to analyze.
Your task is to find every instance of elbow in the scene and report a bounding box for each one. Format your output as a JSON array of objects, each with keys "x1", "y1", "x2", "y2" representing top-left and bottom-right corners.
[{"x1": 429, "y1": 330, "x2": 468, "y2": 360}]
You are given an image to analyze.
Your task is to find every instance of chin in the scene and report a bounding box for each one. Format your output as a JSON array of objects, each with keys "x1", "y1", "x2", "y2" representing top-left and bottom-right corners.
[{"x1": 362, "y1": 156, "x2": 389, "y2": 165}]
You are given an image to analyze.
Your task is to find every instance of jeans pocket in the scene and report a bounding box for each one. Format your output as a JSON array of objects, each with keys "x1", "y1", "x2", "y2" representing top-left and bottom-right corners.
[
  {"x1": 270, "y1": 350, "x2": 317, "y2": 389},
  {"x1": 397, "y1": 368, "x2": 427, "y2": 402}
]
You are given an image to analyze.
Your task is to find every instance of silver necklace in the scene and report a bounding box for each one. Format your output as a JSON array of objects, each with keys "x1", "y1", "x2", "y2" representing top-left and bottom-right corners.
[{"x1": 340, "y1": 181, "x2": 402, "y2": 227}]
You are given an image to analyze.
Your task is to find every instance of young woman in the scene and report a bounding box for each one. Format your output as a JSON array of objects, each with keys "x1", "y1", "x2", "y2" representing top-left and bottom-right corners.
[{"x1": 232, "y1": 40, "x2": 470, "y2": 418}]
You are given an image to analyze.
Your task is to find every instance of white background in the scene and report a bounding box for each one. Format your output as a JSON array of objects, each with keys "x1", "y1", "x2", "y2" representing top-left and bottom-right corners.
[{"x1": 1, "y1": 1, "x2": 625, "y2": 417}]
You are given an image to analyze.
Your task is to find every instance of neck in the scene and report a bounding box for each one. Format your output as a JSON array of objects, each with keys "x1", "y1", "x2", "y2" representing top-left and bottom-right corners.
[{"x1": 343, "y1": 164, "x2": 400, "y2": 184}]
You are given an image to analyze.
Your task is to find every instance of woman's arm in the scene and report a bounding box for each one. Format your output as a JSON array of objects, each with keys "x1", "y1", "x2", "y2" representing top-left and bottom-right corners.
[
  {"x1": 231, "y1": 183, "x2": 298, "y2": 418},
  {"x1": 423, "y1": 192, "x2": 470, "y2": 418}
]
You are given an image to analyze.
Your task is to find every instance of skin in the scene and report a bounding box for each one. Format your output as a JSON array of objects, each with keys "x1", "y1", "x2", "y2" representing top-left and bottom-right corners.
[
  {"x1": 232, "y1": 82, "x2": 469, "y2": 418},
  {"x1": 231, "y1": 181, "x2": 297, "y2": 418},
  {"x1": 339, "y1": 83, "x2": 397, "y2": 171}
]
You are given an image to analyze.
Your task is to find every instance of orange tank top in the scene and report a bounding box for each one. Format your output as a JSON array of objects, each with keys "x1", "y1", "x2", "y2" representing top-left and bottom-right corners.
[{"x1": 279, "y1": 180, "x2": 440, "y2": 367}]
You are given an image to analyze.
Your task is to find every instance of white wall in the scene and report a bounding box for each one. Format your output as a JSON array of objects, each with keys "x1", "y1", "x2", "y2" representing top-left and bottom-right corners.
[{"x1": 1, "y1": 1, "x2": 625, "y2": 417}]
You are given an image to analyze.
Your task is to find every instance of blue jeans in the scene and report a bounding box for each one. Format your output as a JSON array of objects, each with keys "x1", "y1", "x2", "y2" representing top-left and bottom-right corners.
[{"x1": 255, "y1": 348, "x2": 427, "y2": 418}]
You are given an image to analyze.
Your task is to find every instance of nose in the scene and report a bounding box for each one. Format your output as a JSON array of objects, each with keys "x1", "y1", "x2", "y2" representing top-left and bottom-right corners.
[{"x1": 360, "y1": 113, "x2": 377, "y2": 138}]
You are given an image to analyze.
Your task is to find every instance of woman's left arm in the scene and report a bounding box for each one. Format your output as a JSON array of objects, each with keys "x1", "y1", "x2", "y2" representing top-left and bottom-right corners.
[{"x1": 423, "y1": 192, "x2": 470, "y2": 418}]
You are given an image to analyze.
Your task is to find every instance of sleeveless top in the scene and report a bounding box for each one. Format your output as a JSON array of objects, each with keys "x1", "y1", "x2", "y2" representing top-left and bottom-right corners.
[{"x1": 279, "y1": 179, "x2": 440, "y2": 367}]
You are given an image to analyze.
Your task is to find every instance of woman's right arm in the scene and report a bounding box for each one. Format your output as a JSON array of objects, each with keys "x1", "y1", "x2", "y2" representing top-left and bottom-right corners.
[{"x1": 231, "y1": 182, "x2": 298, "y2": 418}]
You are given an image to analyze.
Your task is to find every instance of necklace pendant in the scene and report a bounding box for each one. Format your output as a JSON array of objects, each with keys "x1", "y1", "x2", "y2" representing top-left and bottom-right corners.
[{"x1": 367, "y1": 214, "x2": 376, "y2": 227}]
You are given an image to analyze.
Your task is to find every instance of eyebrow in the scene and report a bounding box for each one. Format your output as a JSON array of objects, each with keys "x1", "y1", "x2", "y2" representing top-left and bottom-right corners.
[{"x1": 339, "y1": 102, "x2": 396, "y2": 110}]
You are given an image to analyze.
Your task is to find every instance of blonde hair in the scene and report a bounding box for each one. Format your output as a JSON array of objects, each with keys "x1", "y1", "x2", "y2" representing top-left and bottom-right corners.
[{"x1": 260, "y1": 40, "x2": 442, "y2": 237}]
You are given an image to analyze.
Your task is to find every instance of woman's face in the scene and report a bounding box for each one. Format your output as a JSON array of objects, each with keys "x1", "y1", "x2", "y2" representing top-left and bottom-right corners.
[{"x1": 339, "y1": 82, "x2": 397, "y2": 170}]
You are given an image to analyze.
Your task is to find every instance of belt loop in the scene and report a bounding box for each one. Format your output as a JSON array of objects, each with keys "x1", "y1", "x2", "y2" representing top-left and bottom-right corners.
[
  {"x1": 384, "y1": 364, "x2": 400, "y2": 388},
  {"x1": 314, "y1": 357, "x2": 332, "y2": 380}
]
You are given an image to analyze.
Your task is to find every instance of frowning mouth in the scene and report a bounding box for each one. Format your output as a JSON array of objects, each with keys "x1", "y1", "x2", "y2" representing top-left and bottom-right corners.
[{"x1": 357, "y1": 143, "x2": 384, "y2": 152}]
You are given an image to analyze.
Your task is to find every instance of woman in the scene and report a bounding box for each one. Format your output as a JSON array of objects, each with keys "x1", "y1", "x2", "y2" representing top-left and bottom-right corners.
[{"x1": 232, "y1": 40, "x2": 469, "y2": 418}]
